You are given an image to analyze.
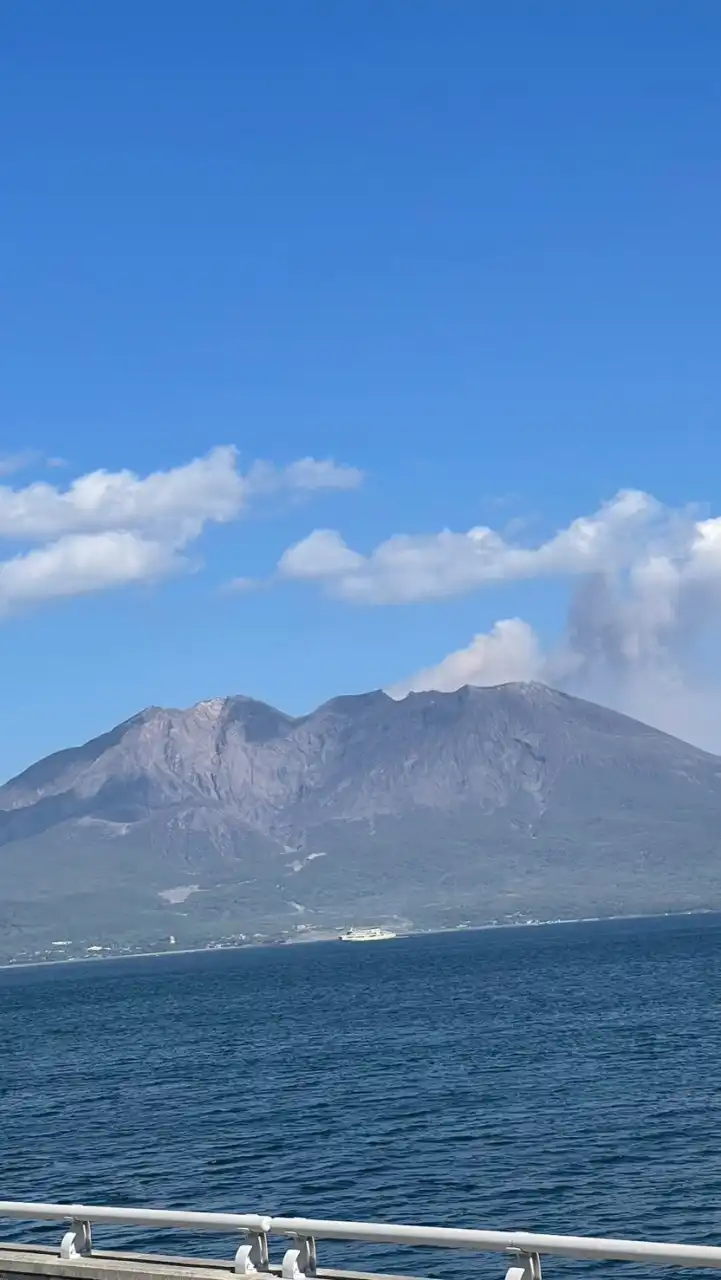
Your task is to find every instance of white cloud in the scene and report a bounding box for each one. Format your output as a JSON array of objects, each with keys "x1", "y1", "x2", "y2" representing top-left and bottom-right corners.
[
  {"x1": 0, "y1": 448, "x2": 363, "y2": 543},
  {"x1": 278, "y1": 529, "x2": 365, "y2": 579},
  {"x1": 0, "y1": 533, "x2": 178, "y2": 611},
  {"x1": 0, "y1": 446, "x2": 246, "y2": 542},
  {"x1": 277, "y1": 489, "x2": 665, "y2": 604},
  {"x1": 0, "y1": 445, "x2": 361, "y2": 613}
]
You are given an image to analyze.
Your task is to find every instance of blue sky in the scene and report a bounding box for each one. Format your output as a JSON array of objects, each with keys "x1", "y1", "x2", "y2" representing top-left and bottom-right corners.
[{"x1": 3, "y1": 1, "x2": 721, "y2": 777}]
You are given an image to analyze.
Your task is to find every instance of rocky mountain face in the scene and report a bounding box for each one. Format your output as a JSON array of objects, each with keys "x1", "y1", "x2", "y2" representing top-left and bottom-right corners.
[{"x1": 2, "y1": 682, "x2": 721, "y2": 955}]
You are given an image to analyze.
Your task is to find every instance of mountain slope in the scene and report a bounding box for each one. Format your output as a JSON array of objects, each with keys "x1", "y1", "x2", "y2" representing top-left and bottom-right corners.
[{"x1": 2, "y1": 682, "x2": 721, "y2": 955}]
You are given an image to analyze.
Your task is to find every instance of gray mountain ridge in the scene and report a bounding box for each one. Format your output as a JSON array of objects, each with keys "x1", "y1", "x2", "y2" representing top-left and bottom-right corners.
[{"x1": 2, "y1": 681, "x2": 721, "y2": 957}]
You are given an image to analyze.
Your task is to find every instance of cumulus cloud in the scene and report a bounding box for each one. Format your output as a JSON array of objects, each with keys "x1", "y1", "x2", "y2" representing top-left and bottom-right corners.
[
  {"x1": 278, "y1": 529, "x2": 366, "y2": 579},
  {"x1": 0, "y1": 533, "x2": 178, "y2": 607},
  {"x1": 0, "y1": 446, "x2": 360, "y2": 613},
  {"x1": 0, "y1": 446, "x2": 247, "y2": 544},
  {"x1": 277, "y1": 490, "x2": 668, "y2": 603}
]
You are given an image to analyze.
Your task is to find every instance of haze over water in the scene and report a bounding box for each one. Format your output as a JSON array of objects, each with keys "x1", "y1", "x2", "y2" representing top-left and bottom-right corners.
[{"x1": 2, "y1": 917, "x2": 721, "y2": 1280}]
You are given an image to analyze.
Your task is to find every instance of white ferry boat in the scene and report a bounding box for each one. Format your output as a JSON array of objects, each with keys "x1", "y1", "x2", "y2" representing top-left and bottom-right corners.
[{"x1": 338, "y1": 927, "x2": 397, "y2": 942}]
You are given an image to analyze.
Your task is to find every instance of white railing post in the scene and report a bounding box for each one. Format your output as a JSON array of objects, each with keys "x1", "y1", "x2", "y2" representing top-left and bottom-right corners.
[
  {"x1": 59, "y1": 1219, "x2": 92, "y2": 1260},
  {"x1": 235, "y1": 1229, "x2": 270, "y2": 1275},
  {"x1": 506, "y1": 1250, "x2": 542, "y2": 1280},
  {"x1": 282, "y1": 1235, "x2": 317, "y2": 1280}
]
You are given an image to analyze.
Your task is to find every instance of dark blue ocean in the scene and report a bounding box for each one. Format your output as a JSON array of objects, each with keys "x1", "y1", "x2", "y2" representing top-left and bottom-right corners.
[{"x1": 2, "y1": 916, "x2": 721, "y2": 1280}]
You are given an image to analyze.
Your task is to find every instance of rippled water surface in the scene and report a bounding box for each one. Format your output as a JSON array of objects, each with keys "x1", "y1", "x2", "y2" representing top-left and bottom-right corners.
[{"x1": 2, "y1": 917, "x2": 721, "y2": 1280}]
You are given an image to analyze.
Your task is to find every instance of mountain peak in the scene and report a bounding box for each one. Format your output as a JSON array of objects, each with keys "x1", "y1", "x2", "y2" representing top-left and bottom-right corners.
[
  {"x1": 315, "y1": 688, "x2": 391, "y2": 715},
  {"x1": 2, "y1": 681, "x2": 721, "y2": 958}
]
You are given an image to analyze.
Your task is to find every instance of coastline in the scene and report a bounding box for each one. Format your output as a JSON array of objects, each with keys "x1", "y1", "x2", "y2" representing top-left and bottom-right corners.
[{"x1": 0, "y1": 907, "x2": 717, "y2": 973}]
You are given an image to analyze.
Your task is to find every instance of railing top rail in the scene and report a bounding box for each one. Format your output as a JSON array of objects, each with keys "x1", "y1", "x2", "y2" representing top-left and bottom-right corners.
[{"x1": 0, "y1": 1202, "x2": 720, "y2": 1271}]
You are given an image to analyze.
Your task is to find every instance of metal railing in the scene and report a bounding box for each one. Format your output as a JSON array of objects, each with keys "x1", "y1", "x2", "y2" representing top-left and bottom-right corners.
[{"x1": 1, "y1": 1201, "x2": 721, "y2": 1280}]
